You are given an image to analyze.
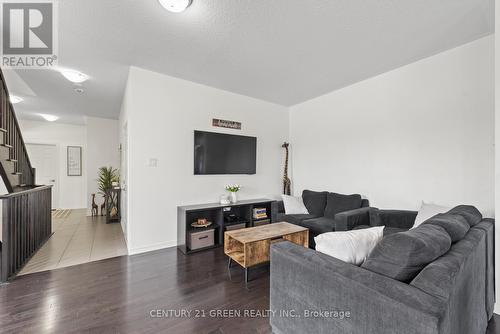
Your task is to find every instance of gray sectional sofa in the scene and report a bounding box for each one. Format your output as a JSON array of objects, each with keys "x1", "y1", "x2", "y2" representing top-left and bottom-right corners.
[
  {"x1": 270, "y1": 205, "x2": 495, "y2": 334},
  {"x1": 271, "y1": 190, "x2": 371, "y2": 247}
]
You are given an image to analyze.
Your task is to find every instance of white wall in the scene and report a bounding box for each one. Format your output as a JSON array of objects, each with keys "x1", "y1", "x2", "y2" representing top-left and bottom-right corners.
[
  {"x1": 19, "y1": 119, "x2": 87, "y2": 209},
  {"x1": 120, "y1": 67, "x2": 289, "y2": 254},
  {"x1": 86, "y1": 117, "x2": 120, "y2": 214},
  {"x1": 290, "y1": 36, "x2": 494, "y2": 216}
]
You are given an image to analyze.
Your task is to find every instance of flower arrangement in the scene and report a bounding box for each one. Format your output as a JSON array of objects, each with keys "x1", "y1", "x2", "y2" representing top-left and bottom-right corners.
[{"x1": 225, "y1": 184, "x2": 241, "y2": 193}]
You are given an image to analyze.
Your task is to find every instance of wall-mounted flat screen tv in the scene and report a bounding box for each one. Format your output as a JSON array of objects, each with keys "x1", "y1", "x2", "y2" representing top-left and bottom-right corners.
[{"x1": 194, "y1": 130, "x2": 257, "y2": 175}]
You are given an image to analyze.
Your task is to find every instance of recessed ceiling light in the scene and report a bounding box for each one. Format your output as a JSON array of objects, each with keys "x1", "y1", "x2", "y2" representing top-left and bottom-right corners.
[
  {"x1": 10, "y1": 95, "x2": 23, "y2": 104},
  {"x1": 158, "y1": 0, "x2": 192, "y2": 13},
  {"x1": 39, "y1": 114, "x2": 59, "y2": 122},
  {"x1": 60, "y1": 69, "x2": 89, "y2": 83}
]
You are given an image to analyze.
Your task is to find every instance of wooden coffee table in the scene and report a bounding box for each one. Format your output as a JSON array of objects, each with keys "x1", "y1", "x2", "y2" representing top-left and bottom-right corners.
[{"x1": 224, "y1": 222, "x2": 308, "y2": 287}]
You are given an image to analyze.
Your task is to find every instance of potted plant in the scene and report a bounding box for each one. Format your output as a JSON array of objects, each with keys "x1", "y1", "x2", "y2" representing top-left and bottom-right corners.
[
  {"x1": 97, "y1": 166, "x2": 119, "y2": 214},
  {"x1": 98, "y1": 166, "x2": 119, "y2": 195},
  {"x1": 225, "y1": 184, "x2": 241, "y2": 203}
]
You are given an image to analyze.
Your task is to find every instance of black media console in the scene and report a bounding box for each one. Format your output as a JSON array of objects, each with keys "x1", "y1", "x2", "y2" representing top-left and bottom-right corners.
[{"x1": 177, "y1": 199, "x2": 275, "y2": 255}]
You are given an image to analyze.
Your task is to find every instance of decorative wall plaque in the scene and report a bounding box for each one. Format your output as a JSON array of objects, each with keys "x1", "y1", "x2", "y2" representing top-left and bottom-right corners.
[
  {"x1": 67, "y1": 146, "x2": 82, "y2": 176},
  {"x1": 212, "y1": 118, "x2": 241, "y2": 130}
]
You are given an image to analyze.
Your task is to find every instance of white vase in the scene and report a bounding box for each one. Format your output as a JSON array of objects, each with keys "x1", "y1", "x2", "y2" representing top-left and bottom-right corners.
[{"x1": 230, "y1": 192, "x2": 238, "y2": 203}]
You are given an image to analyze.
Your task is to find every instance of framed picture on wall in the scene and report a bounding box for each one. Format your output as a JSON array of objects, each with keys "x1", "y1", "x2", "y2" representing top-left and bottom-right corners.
[{"x1": 67, "y1": 146, "x2": 82, "y2": 176}]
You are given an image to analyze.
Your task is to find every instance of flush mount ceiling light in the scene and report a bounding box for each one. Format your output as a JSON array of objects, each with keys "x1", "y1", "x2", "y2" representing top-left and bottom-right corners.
[
  {"x1": 10, "y1": 95, "x2": 23, "y2": 104},
  {"x1": 39, "y1": 114, "x2": 59, "y2": 122},
  {"x1": 158, "y1": 0, "x2": 192, "y2": 13},
  {"x1": 60, "y1": 69, "x2": 89, "y2": 83}
]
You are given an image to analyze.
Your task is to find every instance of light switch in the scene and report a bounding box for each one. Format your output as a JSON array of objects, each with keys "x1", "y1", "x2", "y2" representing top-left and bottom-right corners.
[{"x1": 148, "y1": 158, "x2": 158, "y2": 167}]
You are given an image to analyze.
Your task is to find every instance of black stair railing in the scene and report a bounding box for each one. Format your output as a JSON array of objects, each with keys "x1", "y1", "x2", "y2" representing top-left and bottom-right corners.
[
  {"x1": 0, "y1": 68, "x2": 35, "y2": 192},
  {"x1": 0, "y1": 185, "x2": 52, "y2": 282},
  {"x1": 0, "y1": 67, "x2": 51, "y2": 282}
]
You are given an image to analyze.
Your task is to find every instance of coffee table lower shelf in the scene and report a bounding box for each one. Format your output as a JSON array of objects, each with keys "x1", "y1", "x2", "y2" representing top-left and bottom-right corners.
[{"x1": 224, "y1": 222, "x2": 309, "y2": 288}]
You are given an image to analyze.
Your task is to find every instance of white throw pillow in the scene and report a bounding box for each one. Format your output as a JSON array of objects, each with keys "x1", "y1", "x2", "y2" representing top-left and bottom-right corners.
[
  {"x1": 282, "y1": 195, "x2": 309, "y2": 215},
  {"x1": 412, "y1": 202, "x2": 451, "y2": 229},
  {"x1": 314, "y1": 226, "x2": 384, "y2": 265}
]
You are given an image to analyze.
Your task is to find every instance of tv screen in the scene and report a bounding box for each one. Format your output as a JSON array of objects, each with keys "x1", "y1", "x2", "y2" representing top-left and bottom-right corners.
[{"x1": 194, "y1": 131, "x2": 257, "y2": 175}]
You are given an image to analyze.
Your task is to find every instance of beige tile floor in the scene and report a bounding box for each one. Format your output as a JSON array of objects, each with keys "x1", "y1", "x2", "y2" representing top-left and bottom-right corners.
[{"x1": 19, "y1": 209, "x2": 128, "y2": 275}]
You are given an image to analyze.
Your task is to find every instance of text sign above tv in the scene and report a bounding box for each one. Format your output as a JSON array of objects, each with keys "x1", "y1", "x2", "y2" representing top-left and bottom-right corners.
[
  {"x1": 194, "y1": 131, "x2": 256, "y2": 175},
  {"x1": 212, "y1": 118, "x2": 242, "y2": 130}
]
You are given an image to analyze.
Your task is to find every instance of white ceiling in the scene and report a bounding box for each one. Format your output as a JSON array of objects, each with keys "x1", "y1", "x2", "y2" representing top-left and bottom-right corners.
[{"x1": 7, "y1": 0, "x2": 495, "y2": 124}]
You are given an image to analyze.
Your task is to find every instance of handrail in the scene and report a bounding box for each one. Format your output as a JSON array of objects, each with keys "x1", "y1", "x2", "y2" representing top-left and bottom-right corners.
[{"x1": 0, "y1": 184, "x2": 51, "y2": 198}]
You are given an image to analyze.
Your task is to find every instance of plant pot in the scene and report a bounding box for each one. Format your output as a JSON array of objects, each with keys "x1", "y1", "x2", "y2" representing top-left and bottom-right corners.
[{"x1": 230, "y1": 192, "x2": 238, "y2": 203}]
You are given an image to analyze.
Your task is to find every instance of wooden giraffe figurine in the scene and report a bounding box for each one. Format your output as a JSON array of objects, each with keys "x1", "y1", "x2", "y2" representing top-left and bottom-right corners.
[
  {"x1": 91, "y1": 193, "x2": 98, "y2": 217},
  {"x1": 100, "y1": 195, "x2": 106, "y2": 216},
  {"x1": 282, "y1": 142, "x2": 291, "y2": 195}
]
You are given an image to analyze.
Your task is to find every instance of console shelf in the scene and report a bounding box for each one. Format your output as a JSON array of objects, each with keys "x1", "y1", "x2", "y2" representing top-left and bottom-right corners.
[{"x1": 177, "y1": 198, "x2": 275, "y2": 255}]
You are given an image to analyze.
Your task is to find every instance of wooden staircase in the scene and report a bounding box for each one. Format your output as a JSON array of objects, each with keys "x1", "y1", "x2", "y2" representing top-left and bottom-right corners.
[
  {"x1": 0, "y1": 69, "x2": 35, "y2": 192},
  {"x1": 0, "y1": 67, "x2": 51, "y2": 283}
]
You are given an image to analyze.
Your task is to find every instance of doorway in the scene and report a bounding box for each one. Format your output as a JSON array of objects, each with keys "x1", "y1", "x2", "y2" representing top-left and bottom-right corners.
[{"x1": 26, "y1": 143, "x2": 59, "y2": 209}]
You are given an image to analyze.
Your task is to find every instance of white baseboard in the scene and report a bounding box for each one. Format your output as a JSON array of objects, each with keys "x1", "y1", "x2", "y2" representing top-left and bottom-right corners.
[{"x1": 128, "y1": 240, "x2": 177, "y2": 255}]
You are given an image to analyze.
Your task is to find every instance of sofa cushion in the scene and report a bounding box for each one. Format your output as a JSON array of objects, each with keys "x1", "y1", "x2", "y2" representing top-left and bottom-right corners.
[
  {"x1": 302, "y1": 190, "x2": 328, "y2": 216},
  {"x1": 314, "y1": 226, "x2": 384, "y2": 265},
  {"x1": 361, "y1": 224, "x2": 451, "y2": 282},
  {"x1": 413, "y1": 202, "x2": 451, "y2": 228},
  {"x1": 410, "y1": 227, "x2": 484, "y2": 299},
  {"x1": 301, "y1": 217, "x2": 336, "y2": 235},
  {"x1": 446, "y1": 205, "x2": 482, "y2": 227},
  {"x1": 276, "y1": 213, "x2": 318, "y2": 226},
  {"x1": 423, "y1": 213, "x2": 470, "y2": 242},
  {"x1": 281, "y1": 195, "x2": 309, "y2": 214},
  {"x1": 324, "y1": 193, "x2": 362, "y2": 219}
]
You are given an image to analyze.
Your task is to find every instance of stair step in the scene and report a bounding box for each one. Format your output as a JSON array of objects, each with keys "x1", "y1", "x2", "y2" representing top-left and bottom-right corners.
[
  {"x1": 7, "y1": 159, "x2": 17, "y2": 162},
  {"x1": 12, "y1": 172, "x2": 22, "y2": 175},
  {"x1": 2, "y1": 144, "x2": 12, "y2": 148},
  {"x1": 0, "y1": 128, "x2": 7, "y2": 133},
  {"x1": 8, "y1": 173, "x2": 20, "y2": 187},
  {"x1": 2, "y1": 160, "x2": 15, "y2": 174},
  {"x1": 0, "y1": 145, "x2": 9, "y2": 159}
]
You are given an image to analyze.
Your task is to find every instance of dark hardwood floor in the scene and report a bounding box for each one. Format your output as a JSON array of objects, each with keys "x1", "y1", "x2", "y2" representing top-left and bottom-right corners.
[{"x1": 0, "y1": 246, "x2": 498, "y2": 333}]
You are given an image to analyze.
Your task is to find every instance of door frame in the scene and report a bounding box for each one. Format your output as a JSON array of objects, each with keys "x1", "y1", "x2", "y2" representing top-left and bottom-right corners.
[
  {"x1": 120, "y1": 121, "x2": 129, "y2": 245},
  {"x1": 26, "y1": 142, "x2": 60, "y2": 209}
]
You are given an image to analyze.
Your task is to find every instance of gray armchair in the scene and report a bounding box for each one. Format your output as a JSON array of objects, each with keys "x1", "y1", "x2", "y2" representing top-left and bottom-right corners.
[{"x1": 272, "y1": 190, "x2": 371, "y2": 248}]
